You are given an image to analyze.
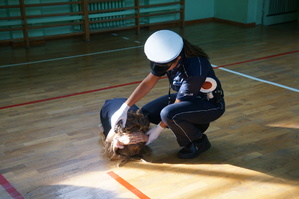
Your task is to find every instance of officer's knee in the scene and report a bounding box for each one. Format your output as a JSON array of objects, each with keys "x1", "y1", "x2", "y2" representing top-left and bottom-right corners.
[{"x1": 160, "y1": 106, "x2": 172, "y2": 123}]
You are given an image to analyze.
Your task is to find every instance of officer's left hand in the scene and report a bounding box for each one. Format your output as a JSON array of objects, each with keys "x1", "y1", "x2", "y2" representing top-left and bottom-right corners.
[{"x1": 145, "y1": 124, "x2": 164, "y2": 145}]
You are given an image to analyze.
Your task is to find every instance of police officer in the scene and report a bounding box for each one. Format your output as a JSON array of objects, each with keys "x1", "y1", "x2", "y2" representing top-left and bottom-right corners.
[{"x1": 109, "y1": 30, "x2": 225, "y2": 159}]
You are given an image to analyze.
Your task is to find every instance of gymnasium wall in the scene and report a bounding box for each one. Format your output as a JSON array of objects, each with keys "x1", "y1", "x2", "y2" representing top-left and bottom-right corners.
[
  {"x1": 184, "y1": 0, "x2": 214, "y2": 21},
  {"x1": 1, "y1": 0, "x2": 298, "y2": 43},
  {"x1": 185, "y1": 0, "x2": 263, "y2": 25}
]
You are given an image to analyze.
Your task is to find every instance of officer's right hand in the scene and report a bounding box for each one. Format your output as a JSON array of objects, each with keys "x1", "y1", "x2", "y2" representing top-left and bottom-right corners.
[{"x1": 110, "y1": 103, "x2": 130, "y2": 129}]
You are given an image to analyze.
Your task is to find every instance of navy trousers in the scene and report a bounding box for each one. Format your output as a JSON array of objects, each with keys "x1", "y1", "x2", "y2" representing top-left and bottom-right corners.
[{"x1": 141, "y1": 94, "x2": 225, "y2": 146}]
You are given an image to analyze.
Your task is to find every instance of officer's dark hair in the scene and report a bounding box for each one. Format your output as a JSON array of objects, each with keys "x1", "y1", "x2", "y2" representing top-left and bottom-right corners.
[{"x1": 182, "y1": 39, "x2": 209, "y2": 59}]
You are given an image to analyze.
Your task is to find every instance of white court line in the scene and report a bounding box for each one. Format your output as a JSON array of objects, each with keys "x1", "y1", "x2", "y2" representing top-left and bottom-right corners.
[
  {"x1": 0, "y1": 45, "x2": 143, "y2": 68},
  {"x1": 212, "y1": 64, "x2": 299, "y2": 93},
  {"x1": 1, "y1": 46, "x2": 298, "y2": 93}
]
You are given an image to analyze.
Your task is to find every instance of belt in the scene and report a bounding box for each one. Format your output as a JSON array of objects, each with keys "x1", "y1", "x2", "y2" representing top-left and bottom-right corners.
[
  {"x1": 196, "y1": 89, "x2": 224, "y2": 103},
  {"x1": 213, "y1": 89, "x2": 224, "y2": 103}
]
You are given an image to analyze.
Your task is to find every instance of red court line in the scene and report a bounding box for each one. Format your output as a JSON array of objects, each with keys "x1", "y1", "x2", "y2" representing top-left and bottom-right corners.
[
  {"x1": 213, "y1": 50, "x2": 299, "y2": 69},
  {"x1": 0, "y1": 174, "x2": 25, "y2": 199},
  {"x1": 0, "y1": 50, "x2": 298, "y2": 110},
  {"x1": 107, "y1": 171, "x2": 150, "y2": 199},
  {"x1": 0, "y1": 81, "x2": 143, "y2": 110}
]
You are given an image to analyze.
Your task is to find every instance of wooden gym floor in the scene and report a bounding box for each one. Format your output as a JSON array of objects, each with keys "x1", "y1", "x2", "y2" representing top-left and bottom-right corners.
[{"x1": 0, "y1": 22, "x2": 298, "y2": 199}]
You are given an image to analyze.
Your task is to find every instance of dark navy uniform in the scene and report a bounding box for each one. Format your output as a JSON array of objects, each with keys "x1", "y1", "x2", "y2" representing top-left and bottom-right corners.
[{"x1": 141, "y1": 55, "x2": 225, "y2": 146}]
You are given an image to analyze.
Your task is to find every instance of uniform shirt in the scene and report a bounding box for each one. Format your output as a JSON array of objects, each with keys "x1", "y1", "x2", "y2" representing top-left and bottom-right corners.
[{"x1": 151, "y1": 56, "x2": 222, "y2": 101}]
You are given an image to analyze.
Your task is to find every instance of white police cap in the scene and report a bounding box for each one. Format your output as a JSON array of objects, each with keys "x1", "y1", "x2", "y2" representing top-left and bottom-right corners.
[{"x1": 144, "y1": 30, "x2": 183, "y2": 63}]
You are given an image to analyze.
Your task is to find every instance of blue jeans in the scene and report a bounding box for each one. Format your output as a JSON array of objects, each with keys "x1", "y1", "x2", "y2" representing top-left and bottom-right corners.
[{"x1": 141, "y1": 94, "x2": 225, "y2": 146}]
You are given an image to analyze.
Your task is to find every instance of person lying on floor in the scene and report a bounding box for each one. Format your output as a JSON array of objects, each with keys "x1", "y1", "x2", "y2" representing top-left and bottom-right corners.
[{"x1": 99, "y1": 98, "x2": 150, "y2": 166}]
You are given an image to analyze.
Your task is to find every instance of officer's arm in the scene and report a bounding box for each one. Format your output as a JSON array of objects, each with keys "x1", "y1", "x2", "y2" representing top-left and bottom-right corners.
[
  {"x1": 125, "y1": 72, "x2": 160, "y2": 107},
  {"x1": 174, "y1": 98, "x2": 182, "y2": 103}
]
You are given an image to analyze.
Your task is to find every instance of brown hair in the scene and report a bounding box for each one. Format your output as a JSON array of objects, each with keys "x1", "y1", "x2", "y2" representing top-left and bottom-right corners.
[
  {"x1": 182, "y1": 39, "x2": 209, "y2": 59},
  {"x1": 104, "y1": 110, "x2": 150, "y2": 166}
]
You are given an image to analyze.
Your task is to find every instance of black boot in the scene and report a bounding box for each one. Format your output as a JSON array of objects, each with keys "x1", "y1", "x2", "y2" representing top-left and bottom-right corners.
[{"x1": 178, "y1": 134, "x2": 211, "y2": 159}]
